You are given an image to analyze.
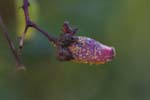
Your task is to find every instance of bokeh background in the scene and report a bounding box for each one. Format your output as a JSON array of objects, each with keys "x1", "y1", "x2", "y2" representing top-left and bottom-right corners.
[{"x1": 0, "y1": 0, "x2": 150, "y2": 100}]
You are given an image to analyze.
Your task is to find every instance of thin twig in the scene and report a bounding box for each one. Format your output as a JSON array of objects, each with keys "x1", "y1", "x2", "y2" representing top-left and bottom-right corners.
[
  {"x1": 19, "y1": 0, "x2": 57, "y2": 50},
  {"x1": 0, "y1": 16, "x2": 25, "y2": 71}
]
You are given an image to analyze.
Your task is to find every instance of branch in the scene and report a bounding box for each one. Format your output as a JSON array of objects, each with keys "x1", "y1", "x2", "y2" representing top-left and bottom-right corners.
[
  {"x1": 19, "y1": 0, "x2": 57, "y2": 50},
  {"x1": 0, "y1": 16, "x2": 25, "y2": 71},
  {"x1": 1, "y1": 0, "x2": 116, "y2": 70}
]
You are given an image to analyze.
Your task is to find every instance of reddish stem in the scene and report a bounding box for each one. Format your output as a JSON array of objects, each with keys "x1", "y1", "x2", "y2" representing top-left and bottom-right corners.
[{"x1": 19, "y1": 0, "x2": 57, "y2": 49}]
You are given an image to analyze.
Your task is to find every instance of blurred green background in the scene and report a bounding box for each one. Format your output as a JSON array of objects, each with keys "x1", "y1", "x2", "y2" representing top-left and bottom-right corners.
[{"x1": 0, "y1": 0, "x2": 150, "y2": 100}]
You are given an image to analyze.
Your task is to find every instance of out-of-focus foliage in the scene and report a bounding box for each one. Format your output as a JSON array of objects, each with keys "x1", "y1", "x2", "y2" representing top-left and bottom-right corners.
[{"x1": 0, "y1": 0, "x2": 150, "y2": 100}]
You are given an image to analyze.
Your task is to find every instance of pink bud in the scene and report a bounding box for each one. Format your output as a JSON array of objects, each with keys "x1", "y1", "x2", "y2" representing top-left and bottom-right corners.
[{"x1": 68, "y1": 36, "x2": 116, "y2": 64}]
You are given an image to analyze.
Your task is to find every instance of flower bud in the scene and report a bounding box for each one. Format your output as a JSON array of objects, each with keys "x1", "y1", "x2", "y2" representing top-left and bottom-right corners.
[{"x1": 68, "y1": 36, "x2": 116, "y2": 64}]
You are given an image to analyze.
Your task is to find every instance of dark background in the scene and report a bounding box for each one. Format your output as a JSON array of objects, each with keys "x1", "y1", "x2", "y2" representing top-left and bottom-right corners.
[{"x1": 0, "y1": 0, "x2": 150, "y2": 100}]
